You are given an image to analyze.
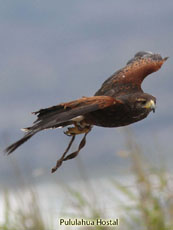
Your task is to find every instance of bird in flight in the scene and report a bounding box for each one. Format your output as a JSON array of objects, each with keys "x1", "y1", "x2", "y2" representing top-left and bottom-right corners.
[{"x1": 5, "y1": 51, "x2": 168, "y2": 173}]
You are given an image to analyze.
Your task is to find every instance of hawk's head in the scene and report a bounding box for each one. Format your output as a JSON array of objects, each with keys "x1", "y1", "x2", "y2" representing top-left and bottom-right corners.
[
  {"x1": 120, "y1": 92, "x2": 156, "y2": 114},
  {"x1": 134, "y1": 94, "x2": 156, "y2": 113}
]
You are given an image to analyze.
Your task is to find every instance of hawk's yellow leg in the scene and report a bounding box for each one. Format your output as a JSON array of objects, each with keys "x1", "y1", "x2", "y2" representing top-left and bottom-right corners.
[{"x1": 64, "y1": 122, "x2": 91, "y2": 136}]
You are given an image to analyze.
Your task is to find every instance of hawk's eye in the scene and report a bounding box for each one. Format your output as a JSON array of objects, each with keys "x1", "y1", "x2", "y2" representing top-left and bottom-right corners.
[
  {"x1": 136, "y1": 98, "x2": 147, "y2": 106},
  {"x1": 137, "y1": 98, "x2": 146, "y2": 103},
  {"x1": 141, "y1": 100, "x2": 147, "y2": 105}
]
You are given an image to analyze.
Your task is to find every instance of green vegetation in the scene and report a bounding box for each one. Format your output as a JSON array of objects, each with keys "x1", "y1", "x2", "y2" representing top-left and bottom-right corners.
[
  {"x1": 0, "y1": 188, "x2": 49, "y2": 230},
  {"x1": 1, "y1": 131, "x2": 173, "y2": 230}
]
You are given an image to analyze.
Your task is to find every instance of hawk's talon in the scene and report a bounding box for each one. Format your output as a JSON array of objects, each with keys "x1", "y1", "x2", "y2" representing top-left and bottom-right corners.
[
  {"x1": 64, "y1": 124, "x2": 91, "y2": 136},
  {"x1": 64, "y1": 131, "x2": 74, "y2": 136}
]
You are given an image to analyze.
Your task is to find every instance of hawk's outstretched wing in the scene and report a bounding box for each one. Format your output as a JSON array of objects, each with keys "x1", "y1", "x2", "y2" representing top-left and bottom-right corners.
[
  {"x1": 95, "y1": 51, "x2": 168, "y2": 97},
  {"x1": 5, "y1": 96, "x2": 122, "y2": 154}
]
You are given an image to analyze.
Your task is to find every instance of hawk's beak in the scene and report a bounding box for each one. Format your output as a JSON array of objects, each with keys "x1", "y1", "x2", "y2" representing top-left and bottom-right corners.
[{"x1": 143, "y1": 100, "x2": 156, "y2": 113}]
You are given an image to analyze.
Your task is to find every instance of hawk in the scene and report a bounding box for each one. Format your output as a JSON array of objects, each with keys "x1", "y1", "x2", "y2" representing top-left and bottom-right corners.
[{"x1": 5, "y1": 51, "x2": 168, "y2": 172}]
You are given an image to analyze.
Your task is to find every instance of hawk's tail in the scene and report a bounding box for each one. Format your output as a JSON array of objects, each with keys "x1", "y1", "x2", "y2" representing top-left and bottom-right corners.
[
  {"x1": 5, "y1": 131, "x2": 36, "y2": 155},
  {"x1": 5, "y1": 104, "x2": 73, "y2": 155}
]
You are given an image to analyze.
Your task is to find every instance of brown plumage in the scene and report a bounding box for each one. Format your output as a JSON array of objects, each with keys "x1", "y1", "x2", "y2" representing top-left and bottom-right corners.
[{"x1": 5, "y1": 51, "x2": 168, "y2": 172}]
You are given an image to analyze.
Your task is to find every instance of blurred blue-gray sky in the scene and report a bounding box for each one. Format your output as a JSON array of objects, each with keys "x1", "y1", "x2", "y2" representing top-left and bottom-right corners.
[{"x1": 1, "y1": 0, "x2": 173, "y2": 185}]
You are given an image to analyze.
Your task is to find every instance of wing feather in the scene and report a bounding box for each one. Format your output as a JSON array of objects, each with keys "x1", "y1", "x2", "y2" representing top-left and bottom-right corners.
[
  {"x1": 95, "y1": 52, "x2": 167, "y2": 96},
  {"x1": 32, "y1": 96, "x2": 119, "y2": 130},
  {"x1": 5, "y1": 96, "x2": 121, "y2": 154}
]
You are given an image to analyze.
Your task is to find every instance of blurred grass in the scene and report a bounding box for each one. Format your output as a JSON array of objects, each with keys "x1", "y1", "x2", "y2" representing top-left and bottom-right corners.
[
  {"x1": 1, "y1": 130, "x2": 173, "y2": 230},
  {"x1": 0, "y1": 187, "x2": 50, "y2": 230},
  {"x1": 113, "y1": 129, "x2": 173, "y2": 230}
]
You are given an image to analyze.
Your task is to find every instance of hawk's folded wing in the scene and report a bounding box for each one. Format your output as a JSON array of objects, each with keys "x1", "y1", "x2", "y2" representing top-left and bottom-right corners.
[{"x1": 5, "y1": 96, "x2": 122, "y2": 154}]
